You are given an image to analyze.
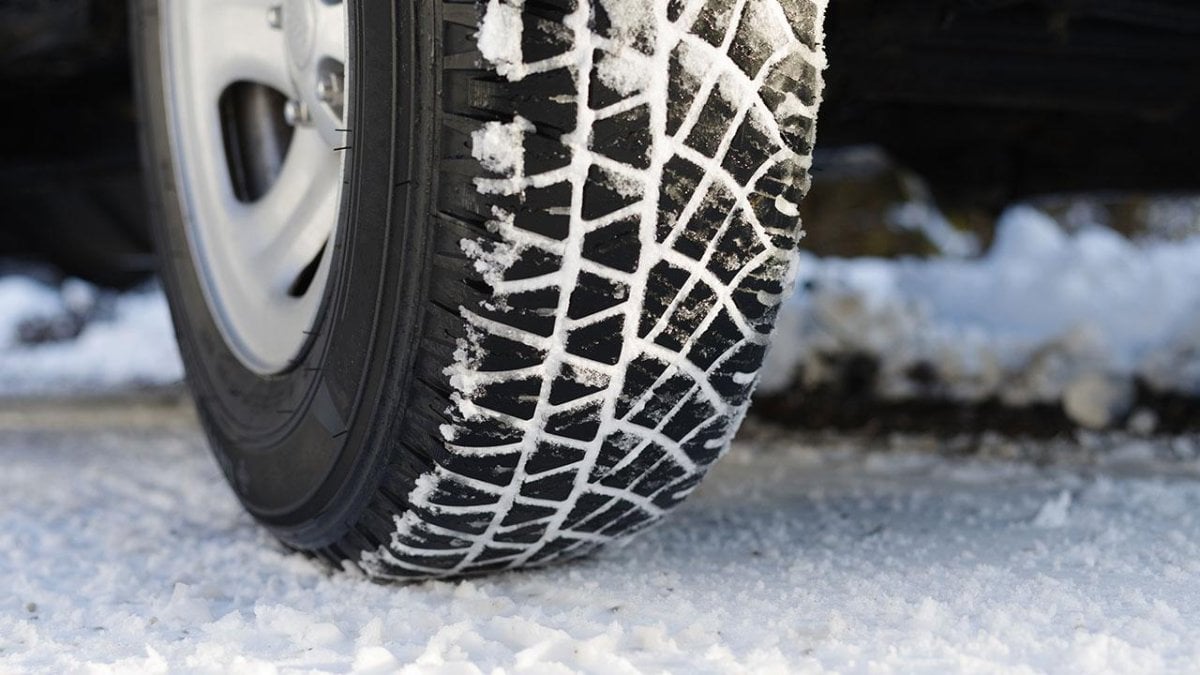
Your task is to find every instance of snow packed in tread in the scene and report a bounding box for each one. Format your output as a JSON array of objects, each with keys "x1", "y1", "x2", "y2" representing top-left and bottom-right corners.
[{"x1": 360, "y1": 0, "x2": 828, "y2": 579}]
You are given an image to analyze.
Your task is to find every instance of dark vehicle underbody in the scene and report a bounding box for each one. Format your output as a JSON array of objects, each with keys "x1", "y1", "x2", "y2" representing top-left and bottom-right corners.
[
  {"x1": 820, "y1": 0, "x2": 1200, "y2": 208},
  {"x1": 0, "y1": 0, "x2": 150, "y2": 285},
  {"x1": 2, "y1": 0, "x2": 1199, "y2": 284}
]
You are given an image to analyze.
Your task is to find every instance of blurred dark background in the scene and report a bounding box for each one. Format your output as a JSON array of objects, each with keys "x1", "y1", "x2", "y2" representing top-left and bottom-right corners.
[
  {"x1": 811, "y1": 0, "x2": 1200, "y2": 256},
  {"x1": 3, "y1": 0, "x2": 1200, "y2": 282},
  {"x1": 1, "y1": 0, "x2": 151, "y2": 288}
]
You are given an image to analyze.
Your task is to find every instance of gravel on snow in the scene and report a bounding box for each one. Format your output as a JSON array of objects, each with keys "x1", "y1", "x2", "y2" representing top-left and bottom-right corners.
[{"x1": 4, "y1": 418, "x2": 1200, "y2": 673}]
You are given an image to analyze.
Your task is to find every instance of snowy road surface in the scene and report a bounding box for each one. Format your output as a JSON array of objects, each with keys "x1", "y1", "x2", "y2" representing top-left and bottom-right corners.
[{"x1": 4, "y1": 405, "x2": 1200, "y2": 673}]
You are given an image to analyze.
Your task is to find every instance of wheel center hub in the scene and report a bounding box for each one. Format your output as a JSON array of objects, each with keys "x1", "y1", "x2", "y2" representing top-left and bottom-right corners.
[{"x1": 283, "y1": 0, "x2": 317, "y2": 69}]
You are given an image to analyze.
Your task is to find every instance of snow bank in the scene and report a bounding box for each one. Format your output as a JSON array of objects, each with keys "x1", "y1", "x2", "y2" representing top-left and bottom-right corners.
[
  {"x1": 0, "y1": 275, "x2": 183, "y2": 396},
  {"x1": 761, "y1": 205, "x2": 1200, "y2": 422}
]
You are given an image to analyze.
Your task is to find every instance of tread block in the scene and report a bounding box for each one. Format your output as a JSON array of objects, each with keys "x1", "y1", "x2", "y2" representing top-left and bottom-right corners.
[
  {"x1": 514, "y1": 181, "x2": 573, "y2": 240},
  {"x1": 503, "y1": 247, "x2": 564, "y2": 282},
  {"x1": 548, "y1": 365, "x2": 609, "y2": 405},
  {"x1": 526, "y1": 442, "x2": 588, "y2": 474},
  {"x1": 589, "y1": 49, "x2": 630, "y2": 110},
  {"x1": 572, "y1": 499, "x2": 636, "y2": 533},
  {"x1": 656, "y1": 156, "x2": 705, "y2": 242},
  {"x1": 472, "y1": 287, "x2": 561, "y2": 338},
  {"x1": 583, "y1": 216, "x2": 641, "y2": 273},
  {"x1": 567, "y1": 271, "x2": 629, "y2": 320},
  {"x1": 501, "y1": 501, "x2": 558, "y2": 527},
  {"x1": 729, "y1": 2, "x2": 779, "y2": 78},
  {"x1": 474, "y1": 332, "x2": 548, "y2": 372},
  {"x1": 561, "y1": 493, "x2": 610, "y2": 530},
  {"x1": 592, "y1": 104, "x2": 653, "y2": 169},
  {"x1": 721, "y1": 110, "x2": 776, "y2": 187},
  {"x1": 545, "y1": 400, "x2": 603, "y2": 442},
  {"x1": 661, "y1": 391, "x2": 718, "y2": 442},
  {"x1": 708, "y1": 341, "x2": 766, "y2": 404},
  {"x1": 629, "y1": 371, "x2": 697, "y2": 428},
  {"x1": 672, "y1": 183, "x2": 736, "y2": 261},
  {"x1": 566, "y1": 315, "x2": 625, "y2": 366},
  {"x1": 684, "y1": 79, "x2": 738, "y2": 158},
  {"x1": 666, "y1": 45, "x2": 703, "y2": 137},
  {"x1": 632, "y1": 460, "x2": 688, "y2": 498},
  {"x1": 691, "y1": 0, "x2": 738, "y2": 48},
  {"x1": 684, "y1": 308, "x2": 741, "y2": 370},
  {"x1": 616, "y1": 355, "x2": 670, "y2": 418},
  {"x1": 654, "y1": 281, "x2": 717, "y2": 353},
  {"x1": 433, "y1": 446, "x2": 523, "y2": 487},
  {"x1": 511, "y1": 69, "x2": 580, "y2": 133},
  {"x1": 582, "y1": 164, "x2": 643, "y2": 221},
  {"x1": 708, "y1": 211, "x2": 767, "y2": 283},
  {"x1": 522, "y1": 14, "x2": 576, "y2": 62},
  {"x1": 494, "y1": 522, "x2": 548, "y2": 544},
  {"x1": 599, "y1": 509, "x2": 653, "y2": 537},
  {"x1": 427, "y1": 478, "x2": 502, "y2": 508},
  {"x1": 520, "y1": 473, "x2": 576, "y2": 501},
  {"x1": 474, "y1": 376, "x2": 543, "y2": 420},
  {"x1": 445, "y1": 415, "x2": 526, "y2": 449},
  {"x1": 590, "y1": 431, "x2": 643, "y2": 479},
  {"x1": 637, "y1": 261, "x2": 692, "y2": 338}
]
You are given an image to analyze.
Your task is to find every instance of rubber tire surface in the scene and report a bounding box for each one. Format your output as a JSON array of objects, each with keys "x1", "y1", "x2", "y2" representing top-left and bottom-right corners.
[{"x1": 134, "y1": 0, "x2": 826, "y2": 580}]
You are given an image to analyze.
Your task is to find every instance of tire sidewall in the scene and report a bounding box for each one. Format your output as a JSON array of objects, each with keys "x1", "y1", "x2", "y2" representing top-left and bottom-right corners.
[{"x1": 132, "y1": 0, "x2": 435, "y2": 546}]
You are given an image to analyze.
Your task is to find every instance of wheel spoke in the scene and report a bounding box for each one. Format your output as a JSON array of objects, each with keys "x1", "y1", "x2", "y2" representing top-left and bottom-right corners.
[
  {"x1": 239, "y1": 128, "x2": 340, "y2": 293},
  {"x1": 186, "y1": 0, "x2": 292, "y2": 97},
  {"x1": 313, "y1": 0, "x2": 348, "y2": 66},
  {"x1": 255, "y1": 191, "x2": 336, "y2": 296}
]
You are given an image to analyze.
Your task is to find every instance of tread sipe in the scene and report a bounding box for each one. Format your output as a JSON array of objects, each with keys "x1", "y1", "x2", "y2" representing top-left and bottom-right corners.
[{"x1": 350, "y1": 0, "x2": 827, "y2": 579}]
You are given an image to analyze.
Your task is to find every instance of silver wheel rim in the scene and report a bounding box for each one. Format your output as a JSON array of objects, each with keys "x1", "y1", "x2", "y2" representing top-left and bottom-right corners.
[{"x1": 162, "y1": 0, "x2": 349, "y2": 374}]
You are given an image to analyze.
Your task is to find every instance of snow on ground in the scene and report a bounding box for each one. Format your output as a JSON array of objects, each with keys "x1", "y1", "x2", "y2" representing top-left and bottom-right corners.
[
  {"x1": 4, "y1": 409, "x2": 1200, "y2": 673},
  {"x1": 0, "y1": 275, "x2": 182, "y2": 396},
  {"x1": 763, "y1": 205, "x2": 1200, "y2": 422}
]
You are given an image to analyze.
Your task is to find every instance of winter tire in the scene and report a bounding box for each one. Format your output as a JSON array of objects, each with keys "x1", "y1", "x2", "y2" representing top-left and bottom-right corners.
[{"x1": 133, "y1": 0, "x2": 826, "y2": 579}]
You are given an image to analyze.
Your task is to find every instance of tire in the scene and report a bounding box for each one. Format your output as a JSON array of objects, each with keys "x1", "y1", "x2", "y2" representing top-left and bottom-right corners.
[{"x1": 134, "y1": 0, "x2": 826, "y2": 579}]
